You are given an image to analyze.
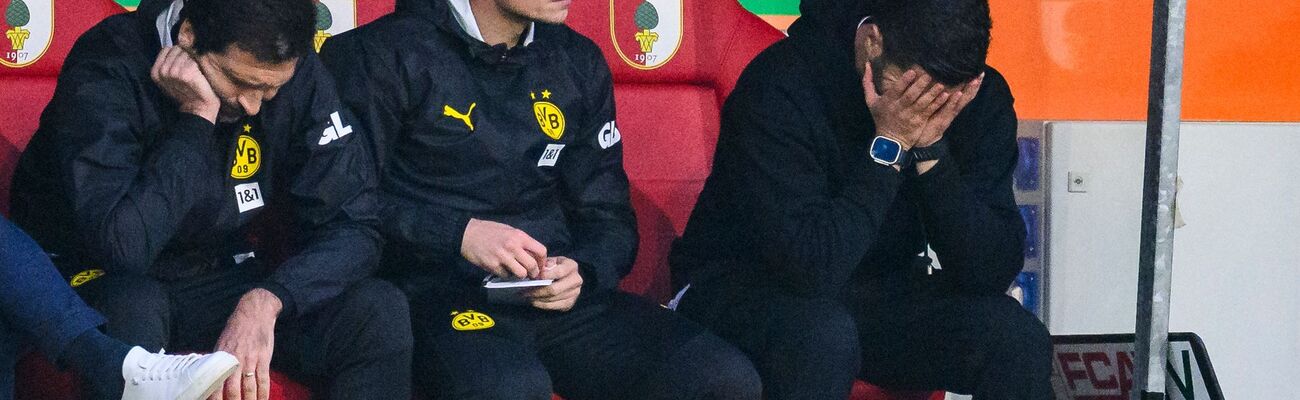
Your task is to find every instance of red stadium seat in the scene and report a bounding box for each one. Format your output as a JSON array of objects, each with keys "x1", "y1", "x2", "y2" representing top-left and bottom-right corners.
[
  {"x1": 566, "y1": 0, "x2": 785, "y2": 303},
  {"x1": 315, "y1": 0, "x2": 394, "y2": 50},
  {"x1": 0, "y1": 0, "x2": 122, "y2": 215},
  {"x1": 851, "y1": 381, "x2": 946, "y2": 400}
]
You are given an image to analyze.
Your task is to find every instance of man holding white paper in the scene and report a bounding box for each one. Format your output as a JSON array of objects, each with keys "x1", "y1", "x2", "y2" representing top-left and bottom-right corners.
[{"x1": 320, "y1": 0, "x2": 760, "y2": 398}]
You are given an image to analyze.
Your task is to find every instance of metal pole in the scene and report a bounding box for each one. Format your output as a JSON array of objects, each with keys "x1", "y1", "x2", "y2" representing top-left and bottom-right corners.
[{"x1": 1134, "y1": 0, "x2": 1187, "y2": 398}]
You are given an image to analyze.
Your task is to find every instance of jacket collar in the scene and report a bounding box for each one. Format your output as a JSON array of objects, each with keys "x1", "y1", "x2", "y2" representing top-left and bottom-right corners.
[
  {"x1": 447, "y1": 0, "x2": 535, "y2": 47},
  {"x1": 400, "y1": 0, "x2": 540, "y2": 66},
  {"x1": 151, "y1": 0, "x2": 183, "y2": 48}
]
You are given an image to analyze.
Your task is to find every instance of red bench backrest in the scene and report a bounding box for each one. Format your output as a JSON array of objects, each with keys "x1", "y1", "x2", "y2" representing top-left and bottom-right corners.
[
  {"x1": 0, "y1": 0, "x2": 123, "y2": 216},
  {"x1": 565, "y1": 0, "x2": 784, "y2": 302},
  {"x1": 314, "y1": 0, "x2": 395, "y2": 49}
]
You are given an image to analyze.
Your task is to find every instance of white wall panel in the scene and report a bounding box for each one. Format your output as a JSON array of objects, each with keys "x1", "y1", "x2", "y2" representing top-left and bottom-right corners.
[{"x1": 1043, "y1": 121, "x2": 1300, "y2": 399}]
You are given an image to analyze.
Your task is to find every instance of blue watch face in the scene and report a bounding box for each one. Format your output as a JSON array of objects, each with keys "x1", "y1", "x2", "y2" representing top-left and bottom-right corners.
[{"x1": 871, "y1": 136, "x2": 902, "y2": 164}]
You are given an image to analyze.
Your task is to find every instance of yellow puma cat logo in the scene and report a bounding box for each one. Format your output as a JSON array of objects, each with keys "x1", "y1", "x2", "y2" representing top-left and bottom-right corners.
[{"x1": 443, "y1": 103, "x2": 477, "y2": 131}]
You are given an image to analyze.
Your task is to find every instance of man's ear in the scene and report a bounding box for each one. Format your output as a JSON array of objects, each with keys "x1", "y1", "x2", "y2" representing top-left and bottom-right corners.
[
  {"x1": 857, "y1": 23, "x2": 884, "y2": 60},
  {"x1": 177, "y1": 20, "x2": 195, "y2": 49}
]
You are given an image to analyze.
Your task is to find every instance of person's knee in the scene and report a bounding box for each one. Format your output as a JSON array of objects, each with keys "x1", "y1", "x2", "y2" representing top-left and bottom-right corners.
[
  {"x1": 336, "y1": 279, "x2": 413, "y2": 355},
  {"x1": 77, "y1": 274, "x2": 168, "y2": 348},
  {"x1": 481, "y1": 363, "x2": 552, "y2": 400},
  {"x1": 669, "y1": 334, "x2": 763, "y2": 400},
  {"x1": 749, "y1": 299, "x2": 860, "y2": 398},
  {"x1": 427, "y1": 357, "x2": 552, "y2": 400},
  {"x1": 715, "y1": 350, "x2": 764, "y2": 399},
  {"x1": 81, "y1": 274, "x2": 167, "y2": 315},
  {"x1": 987, "y1": 299, "x2": 1052, "y2": 376},
  {"x1": 1014, "y1": 310, "x2": 1053, "y2": 374},
  {"x1": 773, "y1": 300, "x2": 861, "y2": 367}
]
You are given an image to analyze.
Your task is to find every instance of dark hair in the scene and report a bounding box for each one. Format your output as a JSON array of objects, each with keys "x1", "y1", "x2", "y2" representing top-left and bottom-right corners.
[
  {"x1": 873, "y1": 0, "x2": 991, "y2": 85},
  {"x1": 180, "y1": 0, "x2": 315, "y2": 63}
]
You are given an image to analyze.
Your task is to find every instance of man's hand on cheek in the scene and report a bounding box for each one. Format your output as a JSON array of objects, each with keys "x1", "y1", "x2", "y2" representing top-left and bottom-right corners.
[
  {"x1": 151, "y1": 46, "x2": 220, "y2": 124},
  {"x1": 525, "y1": 257, "x2": 583, "y2": 312}
]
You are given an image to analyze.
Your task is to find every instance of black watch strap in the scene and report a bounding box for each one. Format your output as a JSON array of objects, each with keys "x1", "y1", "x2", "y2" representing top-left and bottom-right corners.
[{"x1": 911, "y1": 139, "x2": 949, "y2": 162}]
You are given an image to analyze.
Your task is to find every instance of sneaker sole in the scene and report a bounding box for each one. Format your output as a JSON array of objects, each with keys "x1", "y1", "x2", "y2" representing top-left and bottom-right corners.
[{"x1": 181, "y1": 356, "x2": 240, "y2": 400}]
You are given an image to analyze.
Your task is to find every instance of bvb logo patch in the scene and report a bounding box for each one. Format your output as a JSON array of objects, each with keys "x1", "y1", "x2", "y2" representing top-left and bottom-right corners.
[
  {"x1": 231, "y1": 130, "x2": 261, "y2": 179},
  {"x1": 531, "y1": 90, "x2": 565, "y2": 140},
  {"x1": 69, "y1": 269, "x2": 104, "y2": 288},
  {"x1": 451, "y1": 310, "x2": 495, "y2": 331}
]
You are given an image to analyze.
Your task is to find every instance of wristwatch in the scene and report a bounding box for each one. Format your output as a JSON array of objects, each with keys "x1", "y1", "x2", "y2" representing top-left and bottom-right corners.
[
  {"x1": 910, "y1": 139, "x2": 949, "y2": 164},
  {"x1": 869, "y1": 135, "x2": 910, "y2": 168}
]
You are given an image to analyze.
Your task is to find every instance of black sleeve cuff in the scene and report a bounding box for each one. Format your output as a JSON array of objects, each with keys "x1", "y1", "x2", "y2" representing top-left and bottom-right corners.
[
  {"x1": 840, "y1": 162, "x2": 902, "y2": 210},
  {"x1": 169, "y1": 113, "x2": 218, "y2": 149},
  {"x1": 915, "y1": 157, "x2": 967, "y2": 217},
  {"x1": 174, "y1": 112, "x2": 216, "y2": 129},
  {"x1": 435, "y1": 212, "x2": 473, "y2": 262},
  {"x1": 572, "y1": 258, "x2": 617, "y2": 294},
  {"x1": 162, "y1": 113, "x2": 221, "y2": 173},
  {"x1": 145, "y1": 113, "x2": 222, "y2": 207},
  {"x1": 254, "y1": 281, "x2": 298, "y2": 319}
]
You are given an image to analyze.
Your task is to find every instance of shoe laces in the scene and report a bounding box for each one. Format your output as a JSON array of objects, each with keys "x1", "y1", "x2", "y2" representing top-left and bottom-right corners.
[{"x1": 132, "y1": 350, "x2": 203, "y2": 385}]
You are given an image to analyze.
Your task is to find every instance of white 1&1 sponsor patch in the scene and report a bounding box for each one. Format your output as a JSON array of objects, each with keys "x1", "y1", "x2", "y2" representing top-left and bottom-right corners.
[
  {"x1": 234, "y1": 182, "x2": 265, "y2": 213},
  {"x1": 538, "y1": 144, "x2": 565, "y2": 167}
]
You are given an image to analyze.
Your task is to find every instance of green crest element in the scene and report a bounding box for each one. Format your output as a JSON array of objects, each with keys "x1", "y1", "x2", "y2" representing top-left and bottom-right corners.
[
  {"x1": 314, "y1": 2, "x2": 333, "y2": 31},
  {"x1": 6, "y1": 0, "x2": 30, "y2": 27},
  {"x1": 634, "y1": 1, "x2": 658, "y2": 30}
]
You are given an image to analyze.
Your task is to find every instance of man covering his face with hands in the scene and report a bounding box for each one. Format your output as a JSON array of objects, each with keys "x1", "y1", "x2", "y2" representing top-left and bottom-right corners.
[{"x1": 670, "y1": 0, "x2": 1052, "y2": 398}]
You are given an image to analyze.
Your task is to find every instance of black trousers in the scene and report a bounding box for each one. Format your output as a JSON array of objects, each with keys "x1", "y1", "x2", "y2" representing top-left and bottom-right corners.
[
  {"x1": 70, "y1": 264, "x2": 413, "y2": 399},
  {"x1": 400, "y1": 275, "x2": 762, "y2": 400},
  {"x1": 678, "y1": 284, "x2": 1052, "y2": 400}
]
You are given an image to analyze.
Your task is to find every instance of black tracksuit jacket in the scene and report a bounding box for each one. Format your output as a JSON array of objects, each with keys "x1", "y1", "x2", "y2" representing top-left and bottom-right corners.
[
  {"x1": 670, "y1": 0, "x2": 1026, "y2": 301},
  {"x1": 319, "y1": 0, "x2": 636, "y2": 290},
  {"x1": 9, "y1": 0, "x2": 381, "y2": 318}
]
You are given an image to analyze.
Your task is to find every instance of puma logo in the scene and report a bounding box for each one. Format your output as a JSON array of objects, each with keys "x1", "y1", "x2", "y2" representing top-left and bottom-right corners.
[{"x1": 443, "y1": 103, "x2": 477, "y2": 131}]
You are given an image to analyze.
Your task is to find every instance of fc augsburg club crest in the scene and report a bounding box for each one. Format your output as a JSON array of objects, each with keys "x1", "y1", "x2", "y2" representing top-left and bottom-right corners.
[
  {"x1": 610, "y1": 0, "x2": 682, "y2": 70},
  {"x1": 312, "y1": 0, "x2": 357, "y2": 52},
  {"x1": 1, "y1": 0, "x2": 51, "y2": 68}
]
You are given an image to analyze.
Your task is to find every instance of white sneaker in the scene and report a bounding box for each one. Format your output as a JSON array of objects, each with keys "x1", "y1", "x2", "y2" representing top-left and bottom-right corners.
[{"x1": 120, "y1": 347, "x2": 240, "y2": 400}]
